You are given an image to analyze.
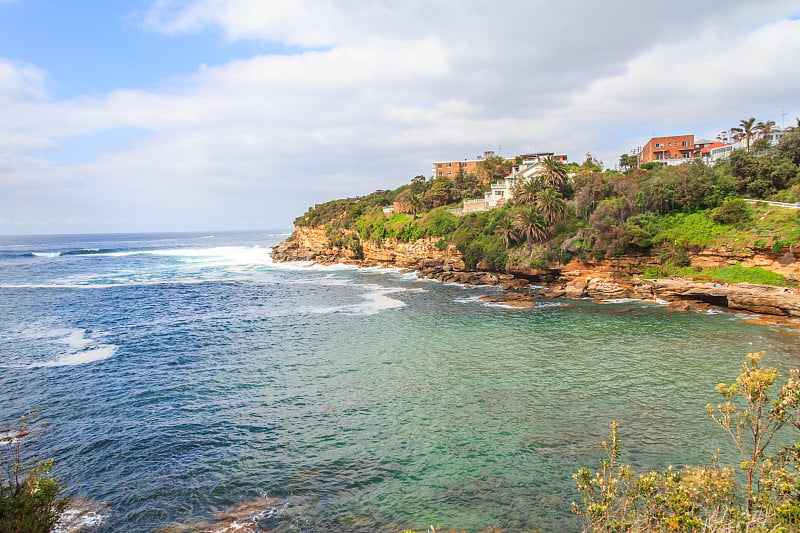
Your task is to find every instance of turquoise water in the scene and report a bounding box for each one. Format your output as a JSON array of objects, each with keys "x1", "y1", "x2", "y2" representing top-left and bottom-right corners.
[{"x1": 1, "y1": 231, "x2": 798, "y2": 532}]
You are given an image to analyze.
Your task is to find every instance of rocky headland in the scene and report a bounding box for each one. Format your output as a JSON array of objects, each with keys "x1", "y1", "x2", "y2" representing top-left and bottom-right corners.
[{"x1": 271, "y1": 226, "x2": 800, "y2": 327}]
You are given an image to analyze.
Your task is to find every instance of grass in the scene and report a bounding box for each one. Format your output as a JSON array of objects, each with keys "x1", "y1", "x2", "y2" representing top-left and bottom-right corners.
[
  {"x1": 643, "y1": 263, "x2": 796, "y2": 287},
  {"x1": 655, "y1": 206, "x2": 800, "y2": 252},
  {"x1": 657, "y1": 212, "x2": 741, "y2": 248}
]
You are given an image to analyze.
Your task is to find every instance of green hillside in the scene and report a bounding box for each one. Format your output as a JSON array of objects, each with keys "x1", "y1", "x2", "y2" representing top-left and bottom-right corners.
[{"x1": 294, "y1": 131, "x2": 800, "y2": 284}]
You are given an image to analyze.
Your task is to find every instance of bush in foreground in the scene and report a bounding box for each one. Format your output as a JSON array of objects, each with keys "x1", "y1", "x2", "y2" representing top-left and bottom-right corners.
[
  {"x1": 573, "y1": 352, "x2": 800, "y2": 532},
  {"x1": 0, "y1": 412, "x2": 68, "y2": 533}
]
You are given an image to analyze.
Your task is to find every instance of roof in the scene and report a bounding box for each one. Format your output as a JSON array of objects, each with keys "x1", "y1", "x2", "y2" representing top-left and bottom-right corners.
[{"x1": 700, "y1": 141, "x2": 729, "y2": 153}]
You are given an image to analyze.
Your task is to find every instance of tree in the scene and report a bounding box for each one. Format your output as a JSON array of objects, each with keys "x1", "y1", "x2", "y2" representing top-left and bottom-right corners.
[
  {"x1": 477, "y1": 154, "x2": 511, "y2": 184},
  {"x1": 513, "y1": 206, "x2": 548, "y2": 246},
  {"x1": 511, "y1": 178, "x2": 540, "y2": 206},
  {"x1": 581, "y1": 153, "x2": 603, "y2": 172},
  {"x1": 494, "y1": 216, "x2": 519, "y2": 249},
  {"x1": 410, "y1": 175, "x2": 428, "y2": 196},
  {"x1": 732, "y1": 117, "x2": 757, "y2": 151},
  {"x1": 619, "y1": 153, "x2": 638, "y2": 171},
  {"x1": 409, "y1": 194, "x2": 423, "y2": 219},
  {"x1": 756, "y1": 120, "x2": 776, "y2": 137},
  {"x1": 777, "y1": 127, "x2": 800, "y2": 166},
  {"x1": 452, "y1": 170, "x2": 481, "y2": 202},
  {"x1": 422, "y1": 176, "x2": 453, "y2": 209},
  {"x1": 1, "y1": 413, "x2": 69, "y2": 533},
  {"x1": 536, "y1": 187, "x2": 567, "y2": 225},
  {"x1": 539, "y1": 156, "x2": 569, "y2": 191}
]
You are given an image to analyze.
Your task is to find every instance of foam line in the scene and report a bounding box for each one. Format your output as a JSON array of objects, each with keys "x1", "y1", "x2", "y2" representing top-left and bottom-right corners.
[{"x1": 30, "y1": 345, "x2": 117, "y2": 368}]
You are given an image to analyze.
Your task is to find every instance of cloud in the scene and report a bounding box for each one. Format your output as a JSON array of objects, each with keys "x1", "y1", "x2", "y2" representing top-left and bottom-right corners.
[{"x1": 1, "y1": 1, "x2": 800, "y2": 233}]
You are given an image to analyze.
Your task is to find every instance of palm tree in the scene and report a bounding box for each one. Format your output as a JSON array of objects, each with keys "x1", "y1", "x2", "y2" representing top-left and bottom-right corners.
[
  {"x1": 511, "y1": 178, "x2": 539, "y2": 205},
  {"x1": 539, "y1": 156, "x2": 569, "y2": 190},
  {"x1": 409, "y1": 194, "x2": 422, "y2": 219},
  {"x1": 495, "y1": 217, "x2": 519, "y2": 249},
  {"x1": 536, "y1": 187, "x2": 567, "y2": 225},
  {"x1": 756, "y1": 119, "x2": 776, "y2": 136},
  {"x1": 732, "y1": 117, "x2": 757, "y2": 151},
  {"x1": 513, "y1": 206, "x2": 548, "y2": 246}
]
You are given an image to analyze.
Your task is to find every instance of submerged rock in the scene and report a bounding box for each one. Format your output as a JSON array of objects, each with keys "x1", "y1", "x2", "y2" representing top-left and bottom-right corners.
[
  {"x1": 53, "y1": 498, "x2": 109, "y2": 533},
  {"x1": 157, "y1": 497, "x2": 283, "y2": 533}
]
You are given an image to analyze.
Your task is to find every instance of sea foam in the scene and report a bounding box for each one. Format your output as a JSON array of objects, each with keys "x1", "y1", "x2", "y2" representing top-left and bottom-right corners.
[
  {"x1": 2, "y1": 325, "x2": 118, "y2": 368},
  {"x1": 31, "y1": 345, "x2": 118, "y2": 368}
]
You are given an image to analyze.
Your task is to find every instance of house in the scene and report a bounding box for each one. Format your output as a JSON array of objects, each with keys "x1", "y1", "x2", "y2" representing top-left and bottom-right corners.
[
  {"x1": 709, "y1": 142, "x2": 741, "y2": 163},
  {"x1": 641, "y1": 134, "x2": 695, "y2": 165},
  {"x1": 433, "y1": 150, "x2": 514, "y2": 179},
  {"x1": 698, "y1": 141, "x2": 730, "y2": 164},
  {"x1": 758, "y1": 128, "x2": 784, "y2": 147},
  {"x1": 462, "y1": 160, "x2": 546, "y2": 212},
  {"x1": 694, "y1": 138, "x2": 716, "y2": 153},
  {"x1": 518, "y1": 152, "x2": 568, "y2": 164},
  {"x1": 432, "y1": 158, "x2": 481, "y2": 178}
]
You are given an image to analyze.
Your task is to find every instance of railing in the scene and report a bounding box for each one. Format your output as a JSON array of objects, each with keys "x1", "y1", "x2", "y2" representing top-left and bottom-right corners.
[
  {"x1": 745, "y1": 199, "x2": 800, "y2": 209},
  {"x1": 463, "y1": 198, "x2": 486, "y2": 205}
]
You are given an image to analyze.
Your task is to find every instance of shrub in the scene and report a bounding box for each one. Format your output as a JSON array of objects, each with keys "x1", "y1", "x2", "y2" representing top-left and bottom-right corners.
[
  {"x1": 0, "y1": 413, "x2": 69, "y2": 533},
  {"x1": 640, "y1": 162, "x2": 662, "y2": 171},
  {"x1": 711, "y1": 198, "x2": 753, "y2": 227},
  {"x1": 420, "y1": 208, "x2": 459, "y2": 237},
  {"x1": 574, "y1": 353, "x2": 800, "y2": 532}
]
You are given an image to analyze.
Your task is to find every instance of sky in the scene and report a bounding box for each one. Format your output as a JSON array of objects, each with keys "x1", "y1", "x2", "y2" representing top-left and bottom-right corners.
[{"x1": 1, "y1": 0, "x2": 800, "y2": 234}]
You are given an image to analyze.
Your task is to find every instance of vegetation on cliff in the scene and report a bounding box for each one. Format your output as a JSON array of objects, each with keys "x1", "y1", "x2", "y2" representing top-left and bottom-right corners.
[{"x1": 294, "y1": 130, "x2": 800, "y2": 282}]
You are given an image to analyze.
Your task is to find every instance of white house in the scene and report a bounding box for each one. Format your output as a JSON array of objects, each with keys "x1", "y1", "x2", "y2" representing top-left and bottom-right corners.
[{"x1": 462, "y1": 161, "x2": 544, "y2": 212}]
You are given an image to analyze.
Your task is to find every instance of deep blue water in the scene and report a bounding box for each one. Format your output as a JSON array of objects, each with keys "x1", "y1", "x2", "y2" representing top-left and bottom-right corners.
[{"x1": 1, "y1": 230, "x2": 799, "y2": 532}]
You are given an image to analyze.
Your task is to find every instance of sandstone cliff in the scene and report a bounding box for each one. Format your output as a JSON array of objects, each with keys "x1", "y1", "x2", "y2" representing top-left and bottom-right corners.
[{"x1": 271, "y1": 226, "x2": 461, "y2": 268}]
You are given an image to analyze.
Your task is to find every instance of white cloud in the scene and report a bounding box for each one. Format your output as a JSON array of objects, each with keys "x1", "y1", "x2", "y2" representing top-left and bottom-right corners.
[{"x1": 1, "y1": 1, "x2": 800, "y2": 233}]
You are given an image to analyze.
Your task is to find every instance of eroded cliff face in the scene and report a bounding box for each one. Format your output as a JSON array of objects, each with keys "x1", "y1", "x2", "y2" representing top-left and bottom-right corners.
[
  {"x1": 692, "y1": 245, "x2": 800, "y2": 282},
  {"x1": 270, "y1": 226, "x2": 462, "y2": 268}
]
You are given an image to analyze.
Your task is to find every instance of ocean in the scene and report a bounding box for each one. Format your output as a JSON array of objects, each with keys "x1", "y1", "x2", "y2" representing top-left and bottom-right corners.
[{"x1": 1, "y1": 230, "x2": 798, "y2": 532}]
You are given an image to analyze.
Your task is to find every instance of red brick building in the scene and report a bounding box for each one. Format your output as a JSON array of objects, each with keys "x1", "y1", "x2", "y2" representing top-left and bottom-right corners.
[
  {"x1": 432, "y1": 158, "x2": 482, "y2": 178},
  {"x1": 641, "y1": 135, "x2": 695, "y2": 165}
]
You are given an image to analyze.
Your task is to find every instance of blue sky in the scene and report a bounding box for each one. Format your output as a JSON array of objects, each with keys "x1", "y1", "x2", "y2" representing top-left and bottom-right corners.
[
  {"x1": 1, "y1": 0, "x2": 800, "y2": 234},
  {"x1": 0, "y1": 0, "x2": 294, "y2": 98}
]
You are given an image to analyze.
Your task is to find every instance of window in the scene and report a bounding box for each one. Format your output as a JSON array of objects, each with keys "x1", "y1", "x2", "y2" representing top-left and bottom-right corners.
[
  {"x1": 655, "y1": 143, "x2": 664, "y2": 148},
  {"x1": 656, "y1": 154, "x2": 663, "y2": 160},
  {"x1": 447, "y1": 171, "x2": 451, "y2": 176},
  {"x1": 682, "y1": 141, "x2": 691, "y2": 146},
  {"x1": 437, "y1": 163, "x2": 443, "y2": 168},
  {"x1": 438, "y1": 172, "x2": 443, "y2": 176},
  {"x1": 447, "y1": 163, "x2": 451, "y2": 167}
]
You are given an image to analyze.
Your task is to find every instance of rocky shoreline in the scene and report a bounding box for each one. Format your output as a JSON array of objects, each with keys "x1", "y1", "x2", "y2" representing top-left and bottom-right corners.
[{"x1": 270, "y1": 229, "x2": 800, "y2": 330}]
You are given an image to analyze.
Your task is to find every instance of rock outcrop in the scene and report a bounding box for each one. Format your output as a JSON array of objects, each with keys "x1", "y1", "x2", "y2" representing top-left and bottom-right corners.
[
  {"x1": 271, "y1": 225, "x2": 800, "y2": 320},
  {"x1": 270, "y1": 226, "x2": 458, "y2": 268}
]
